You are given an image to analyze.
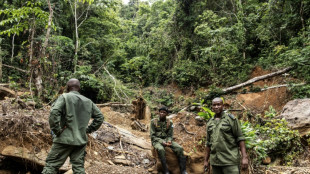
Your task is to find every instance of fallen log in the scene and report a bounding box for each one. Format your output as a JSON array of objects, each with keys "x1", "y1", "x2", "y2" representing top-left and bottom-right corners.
[
  {"x1": 91, "y1": 122, "x2": 151, "y2": 150},
  {"x1": 96, "y1": 103, "x2": 133, "y2": 107},
  {"x1": 0, "y1": 86, "x2": 15, "y2": 99},
  {"x1": 222, "y1": 67, "x2": 293, "y2": 93},
  {"x1": 260, "y1": 83, "x2": 305, "y2": 92}
]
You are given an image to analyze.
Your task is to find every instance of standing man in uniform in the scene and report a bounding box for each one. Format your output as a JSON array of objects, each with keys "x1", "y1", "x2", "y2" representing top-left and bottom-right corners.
[
  {"x1": 42, "y1": 79, "x2": 104, "y2": 174},
  {"x1": 150, "y1": 106, "x2": 188, "y2": 174},
  {"x1": 204, "y1": 97, "x2": 248, "y2": 174}
]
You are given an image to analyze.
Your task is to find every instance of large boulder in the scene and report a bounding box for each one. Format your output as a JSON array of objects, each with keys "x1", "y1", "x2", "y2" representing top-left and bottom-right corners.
[{"x1": 280, "y1": 99, "x2": 310, "y2": 136}]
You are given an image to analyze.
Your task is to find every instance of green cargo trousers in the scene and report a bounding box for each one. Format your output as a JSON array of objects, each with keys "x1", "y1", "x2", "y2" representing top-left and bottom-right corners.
[
  {"x1": 153, "y1": 141, "x2": 184, "y2": 159},
  {"x1": 42, "y1": 143, "x2": 86, "y2": 174},
  {"x1": 212, "y1": 165, "x2": 239, "y2": 174}
]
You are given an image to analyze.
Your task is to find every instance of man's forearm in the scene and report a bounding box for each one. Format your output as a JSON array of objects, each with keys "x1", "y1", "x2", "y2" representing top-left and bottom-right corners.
[
  {"x1": 239, "y1": 141, "x2": 248, "y2": 158},
  {"x1": 205, "y1": 146, "x2": 211, "y2": 162}
]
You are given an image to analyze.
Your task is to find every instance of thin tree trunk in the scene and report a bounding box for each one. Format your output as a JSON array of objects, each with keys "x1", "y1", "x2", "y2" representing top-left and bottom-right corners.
[
  {"x1": 74, "y1": 0, "x2": 79, "y2": 72},
  {"x1": 29, "y1": 21, "x2": 35, "y2": 67},
  {"x1": 0, "y1": 39, "x2": 2, "y2": 81},
  {"x1": 11, "y1": 33, "x2": 16, "y2": 63},
  {"x1": 29, "y1": 19, "x2": 43, "y2": 98},
  {"x1": 41, "y1": 0, "x2": 54, "y2": 57}
]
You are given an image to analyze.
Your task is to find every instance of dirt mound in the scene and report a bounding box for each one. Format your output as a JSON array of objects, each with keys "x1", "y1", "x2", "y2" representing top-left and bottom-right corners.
[
  {"x1": 235, "y1": 87, "x2": 289, "y2": 114},
  {"x1": 231, "y1": 66, "x2": 294, "y2": 114}
]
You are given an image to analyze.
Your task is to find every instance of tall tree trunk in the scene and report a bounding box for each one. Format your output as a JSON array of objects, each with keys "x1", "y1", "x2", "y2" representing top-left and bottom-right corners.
[
  {"x1": 74, "y1": 0, "x2": 79, "y2": 73},
  {"x1": 41, "y1": 0, "x2": 54, "y2": 57},
  {"x1": 29, "y1": 19, "x2": 43, "y2": 98},
  {"x1": 0, "y1": 39, "x2": 2, "y2": 81}
]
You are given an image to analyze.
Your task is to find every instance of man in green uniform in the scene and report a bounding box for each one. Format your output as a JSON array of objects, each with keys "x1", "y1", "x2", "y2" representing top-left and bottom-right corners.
[
  {"x1": 204, "y1": 98, "x2": 248, "y2": 174},
  {"x1": 150, "y1": 107, "x2": 188, "y2": 174},
  {"x1": 42, "y1": 79, "x2": 104, "y2": 174}
]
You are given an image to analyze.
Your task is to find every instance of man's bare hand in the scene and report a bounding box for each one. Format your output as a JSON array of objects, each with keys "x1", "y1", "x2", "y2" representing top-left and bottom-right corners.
[
  {"x1": 241, "y1": 156, "x2": 248, "y2": 170},
  {"x1": 166, "y1": 141, "x2": 172, "y2": 146},
  {"x1": 203, "y1": 160, "x2": 209, "y2": 172}
]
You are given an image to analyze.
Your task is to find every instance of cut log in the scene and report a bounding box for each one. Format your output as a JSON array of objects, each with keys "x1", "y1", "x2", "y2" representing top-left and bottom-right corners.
[
  {"x1": 260, "y1": 83, "x2": 305, "y2": 92},
  {"x1": 222, "y1": 67, "x2": 293, "y2": 93},
  {"x1": 132, "y1": 97, "x2": 146, "y2": 120},
  {"x1": 96, "y1": 103, "x2": 133, "y2": 107},
  {"x1": 0, "y1": 86, "x2": 15, "y2": 100},
  {"x1": 91, "y1": 122, "x2": 151, "y2": 150}
]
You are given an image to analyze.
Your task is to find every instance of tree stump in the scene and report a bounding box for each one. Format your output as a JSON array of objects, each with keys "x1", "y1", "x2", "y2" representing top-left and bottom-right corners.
[
  {"x1": 152, "y1": 147, "x2": 181, "y2": 174},
  {"x1": 132, "y1": 97, "x2": 146, "y2": 120}
]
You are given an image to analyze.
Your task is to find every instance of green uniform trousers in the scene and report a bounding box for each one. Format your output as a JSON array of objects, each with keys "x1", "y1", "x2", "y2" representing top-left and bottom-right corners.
[
  {"x1": 42, "y1": 143, "x2": 86, "y2": 174},
  {"x1": 153, "y1": 141, "x2": 184, "y2": 159},
  {"x1": 212, "y1": 165, "x2": 239, "y2": 174}
]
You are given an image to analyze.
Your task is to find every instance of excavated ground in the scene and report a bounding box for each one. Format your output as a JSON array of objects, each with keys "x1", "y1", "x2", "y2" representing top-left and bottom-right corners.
[
  {"x1": 0, "y1": 65, "x2": 309, "y2": 174},
  {"x1": 0, "y1": 101, "x2": 152, "y2": 174}
]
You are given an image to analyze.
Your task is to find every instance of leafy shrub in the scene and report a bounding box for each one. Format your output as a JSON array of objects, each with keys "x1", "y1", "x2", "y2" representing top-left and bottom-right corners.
[
  {"x1": 71, "y1": 65, "x2": 114, "y2": 103},
  {"x1": 255, "y1": 118, "x2": 301, "y2": 165},
  {"x1": 289, "y1": 84, "x2": 310, "y2": 99},
  {"x1": 192, "y1": 99, "x2": 215, "y2": 120}
]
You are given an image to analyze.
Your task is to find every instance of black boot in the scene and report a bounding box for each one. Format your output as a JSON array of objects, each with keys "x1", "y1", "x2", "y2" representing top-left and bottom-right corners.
[
  {"x1": 179, "y1": 156, "x2": 188, "y2": 174},
  {"x1": 159, "y1": 156, "x2": 170, "y2": 174}
]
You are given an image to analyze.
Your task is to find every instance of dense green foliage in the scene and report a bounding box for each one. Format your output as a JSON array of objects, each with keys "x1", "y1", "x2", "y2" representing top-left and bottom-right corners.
[{"x1": 0, "y1": 0, "x2": 309, "y2": 101}]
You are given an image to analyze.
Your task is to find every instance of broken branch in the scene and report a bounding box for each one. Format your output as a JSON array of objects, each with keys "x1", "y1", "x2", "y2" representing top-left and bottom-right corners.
[
  {"x1": 3, "y1": 64, "x2": 29, "y2": 73},
  {"x1": 177, "y1": 123, "x2": 196, "y2": 135}
]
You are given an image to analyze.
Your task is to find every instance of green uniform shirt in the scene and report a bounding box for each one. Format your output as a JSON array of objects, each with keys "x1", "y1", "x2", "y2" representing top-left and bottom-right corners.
[
  {"x1": 150, "y1": 117, "x2": 173, "y2": 145},
  {"x1": 49, "y1": 91, "x2": 104, "y2": 145},
  {"x1": 206, "y1": 112, "x2": 245, "y2": 166}
]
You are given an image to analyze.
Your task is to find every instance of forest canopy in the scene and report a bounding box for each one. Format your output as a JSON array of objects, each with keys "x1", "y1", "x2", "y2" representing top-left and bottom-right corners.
[{"x1": 0, "y1": 0, "x2": 309, "y2": 103}]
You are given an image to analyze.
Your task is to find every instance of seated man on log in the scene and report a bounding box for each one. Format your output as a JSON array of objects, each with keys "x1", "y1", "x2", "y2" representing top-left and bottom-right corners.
[{"x1": 150, "y1": 106, "x2": 188, "y2": 174}]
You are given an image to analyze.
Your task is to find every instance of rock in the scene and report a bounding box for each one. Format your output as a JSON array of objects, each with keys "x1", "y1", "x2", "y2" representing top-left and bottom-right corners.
[
  {"x1": 26, "y1": 101, "x2": 36, "y2": 109},
  {"x1": 17, "y1": 99, "x2": 27, "y2": 109},
  {"x1": 107, "y1": 160, "x2": 115, "y2": 165},
  {"x1": 115, "y1": 155, "x2": 126, "y2": 160},
  {"x1": 142, "y1": 159, "x2": 150, "y2": 164},
  {"x1": 195, "y1": 116, "x2": 205, "y2": 126},
  {"x1": 92, "y1": 123, "x2": 151, "y2": 150},
  {"x1": 131, "y1": 120, "x2": 148, "y2": 132},
  {"x1": 280, "y1": 99, "x2": 310, "y2": 136},
  {"x1": 262, "y1": 156, "x2": 271, "y2": 165},
  {"x1": 107, "y1": 146, "x2": 114, "y2": 150},
  {"x1": 113, "y1": 159, "x2": 133, "y2": 166},
  {"x1": 190, "y1": 106, "x2": 196, "y2": 111}
]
